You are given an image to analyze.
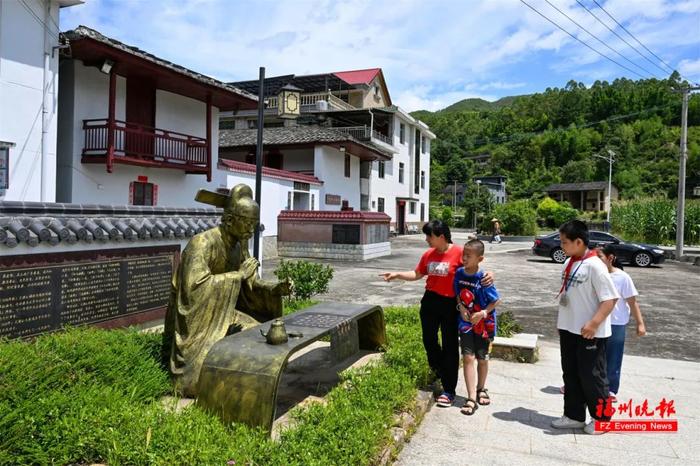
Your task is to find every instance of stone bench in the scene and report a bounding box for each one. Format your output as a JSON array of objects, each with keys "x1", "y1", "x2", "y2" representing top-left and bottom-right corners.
[
  {"x1": 491, "y1": 333, "x2": 539, "y2": 363},
  {"x1": 196, "y1": 302, "x2": 386, "y2": 432}
]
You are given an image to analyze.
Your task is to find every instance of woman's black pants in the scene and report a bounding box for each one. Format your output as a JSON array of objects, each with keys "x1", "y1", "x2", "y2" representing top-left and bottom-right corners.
[{"x1": 419, "y1": 290, "x2": 459, "y2": 396}]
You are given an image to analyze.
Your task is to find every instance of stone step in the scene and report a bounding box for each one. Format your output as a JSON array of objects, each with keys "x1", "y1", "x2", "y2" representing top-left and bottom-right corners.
[{"x1": 491, "y1": 332, "x2": 539, "y2": 363}]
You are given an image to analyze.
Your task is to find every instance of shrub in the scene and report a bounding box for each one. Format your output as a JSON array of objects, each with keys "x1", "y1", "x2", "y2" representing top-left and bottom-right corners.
[
  {"x1": 440, "y1": 206, "x2": 454, "y2": 227},
  {"x1": 496, "y1": 311, "x2": 523, "y2": 338},
  {"x1": 491, "y1": 200, "x2": 538, "y2": 236},
  {"x1": 274, "y1": 259, "x2": 334, "y2": 302},
  {"x1": 536, "y1": 197, "x2": 580, "y2": 228}
]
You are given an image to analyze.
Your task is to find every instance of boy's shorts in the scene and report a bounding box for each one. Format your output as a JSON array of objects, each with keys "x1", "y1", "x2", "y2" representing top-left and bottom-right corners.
[{"x1": 460, "y1": 331, "x2": 493, "y2": 360}]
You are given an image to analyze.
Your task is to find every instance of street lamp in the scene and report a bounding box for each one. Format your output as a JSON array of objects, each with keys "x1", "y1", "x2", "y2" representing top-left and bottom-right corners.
[
  {"x1": 591, "y1": 150, "x2": 615, "y2": 225},
  {"x1": 474, "y1": 180, "x2": 482, "y2": 230}
]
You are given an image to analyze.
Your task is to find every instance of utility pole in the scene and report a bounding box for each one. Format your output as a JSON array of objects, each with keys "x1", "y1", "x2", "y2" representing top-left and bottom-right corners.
[
  {"x1": 676, "y1": 86, "x2": 700, "y2": 259},
  {"x1": 591, "y1": 150, "x2": 615, "y2": 226},
  {"x1": 453, "y1": 180, "x2": 457, "y2": 211}
]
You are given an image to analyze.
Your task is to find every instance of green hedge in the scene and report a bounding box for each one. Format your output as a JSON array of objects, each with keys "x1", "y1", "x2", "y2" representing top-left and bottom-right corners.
[
  {"x1": 0, "y1": 305, "x2": 430, "y2": 466},
  {"x1": 488, "y1": 200, "x2": 538, "y2": 236},
  {"x1": 610, "y1": 198, "x2": 700, "y2": 245}
]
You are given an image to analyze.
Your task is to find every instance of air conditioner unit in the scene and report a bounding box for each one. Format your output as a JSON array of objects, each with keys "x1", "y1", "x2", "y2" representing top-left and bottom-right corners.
[{"x1": 316, "y1": 100, "x2": 328, "y2": 111}]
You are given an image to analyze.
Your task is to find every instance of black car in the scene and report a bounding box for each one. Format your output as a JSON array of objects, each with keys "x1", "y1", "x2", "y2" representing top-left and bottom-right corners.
[{"x1": 531, "y1": 231, "x2": 666, "y2": 267}]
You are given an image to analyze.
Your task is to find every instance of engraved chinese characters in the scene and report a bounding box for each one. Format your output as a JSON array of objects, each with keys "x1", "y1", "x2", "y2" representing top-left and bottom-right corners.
[{"x1": 0, "y1": 249, "x2": 175, "y2": 339}]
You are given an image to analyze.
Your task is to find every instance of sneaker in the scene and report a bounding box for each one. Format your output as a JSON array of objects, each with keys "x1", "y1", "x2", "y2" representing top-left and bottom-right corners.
[
  {"x1": 436, "y1": 392, "x2": 455, "y2": 407},
  {"x1": 551, "y1": 415, "x2": 585, "y2": 429},
  {"x1": 584, "y1": 420, "x2": 607, "y2": 435}
]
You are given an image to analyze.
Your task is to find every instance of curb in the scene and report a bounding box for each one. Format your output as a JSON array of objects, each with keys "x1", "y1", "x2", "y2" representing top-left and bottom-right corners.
[{"x1": 375, "y1": 390, "x2": 433, "y2": 466}]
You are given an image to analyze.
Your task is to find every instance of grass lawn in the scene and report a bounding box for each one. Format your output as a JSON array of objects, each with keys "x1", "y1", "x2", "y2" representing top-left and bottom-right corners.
[{"x1": 0, "y1": 305, "x2": 430, "y2": 466}]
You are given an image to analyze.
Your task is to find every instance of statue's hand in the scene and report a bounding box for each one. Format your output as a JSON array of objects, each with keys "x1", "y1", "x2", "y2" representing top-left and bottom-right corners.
[
  {"x1": 274, "y1": 279, "x2": 292, "y2": 296},
  {"x1": 240, "y1": 257, "x2": 259, "y2": 279}
]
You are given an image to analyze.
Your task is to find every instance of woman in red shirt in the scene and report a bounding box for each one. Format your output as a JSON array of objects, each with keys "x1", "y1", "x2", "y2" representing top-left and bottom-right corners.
[{"x1": 381, "y1": 220, "x2": 493, "y2": 407}]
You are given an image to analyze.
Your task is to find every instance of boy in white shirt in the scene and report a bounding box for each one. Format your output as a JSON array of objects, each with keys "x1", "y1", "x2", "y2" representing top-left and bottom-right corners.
[{"x1": 551, "y1": 220, "x2": 619, "y2": 435}]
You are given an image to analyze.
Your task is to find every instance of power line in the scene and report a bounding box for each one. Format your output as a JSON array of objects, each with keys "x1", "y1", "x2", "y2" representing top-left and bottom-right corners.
[
  {"x1": 574, "y1": 0, "x2": 673, "y2": 78},
  {"x1": 590, "y1": 0, "x2": 676, "y2": 75},
  {"x1": 543, "y1": 0, "x2": 660, "y2": 79},
  {"x1": 18, "y1": 0, "x2": 61, "y2": 43},
  {"x1": 519, "y1": 0, "x2": 648, "y2": 79}
]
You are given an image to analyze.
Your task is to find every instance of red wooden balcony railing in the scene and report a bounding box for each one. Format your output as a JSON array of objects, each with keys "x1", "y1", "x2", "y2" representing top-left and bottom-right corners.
[{"x1": 82, "y1": 119, "x2": 210, "y2": 176}]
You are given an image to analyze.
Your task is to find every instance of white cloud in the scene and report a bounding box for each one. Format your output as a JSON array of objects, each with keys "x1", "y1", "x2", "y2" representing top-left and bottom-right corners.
[
  {"x1": 678, "y1": 58, "x2": 700, "y2": 80},
  {"x1": 60, "y1": 0, "x2": 699, "y2": 110}
]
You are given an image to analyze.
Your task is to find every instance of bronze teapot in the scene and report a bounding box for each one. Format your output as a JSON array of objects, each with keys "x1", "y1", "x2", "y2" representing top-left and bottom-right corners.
[{"x1": 260, "y1": 319, "x2": 288, "y2": 345}]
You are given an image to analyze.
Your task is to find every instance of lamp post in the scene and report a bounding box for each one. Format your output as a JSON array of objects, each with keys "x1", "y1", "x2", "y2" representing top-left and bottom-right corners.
[
  {"x1": 253, "y1": 75, "x2": 302, "y2": 262},
  {"x1": 474, "y1": 180, "x2": 482, "y2": 230},
  {"x1": 592, "y1": 150, "x2": 615, "y2": 225}
]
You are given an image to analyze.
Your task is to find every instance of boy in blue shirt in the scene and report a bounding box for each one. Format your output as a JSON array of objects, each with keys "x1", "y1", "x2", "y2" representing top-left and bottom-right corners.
[{"x1": 453, "y1": 239, "x2": 501, "y2": 415}]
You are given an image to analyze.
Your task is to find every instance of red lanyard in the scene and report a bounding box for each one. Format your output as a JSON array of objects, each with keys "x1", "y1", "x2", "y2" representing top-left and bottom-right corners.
[{"x1": 558, "y1": 250, "x2": 596, "y2": 295}]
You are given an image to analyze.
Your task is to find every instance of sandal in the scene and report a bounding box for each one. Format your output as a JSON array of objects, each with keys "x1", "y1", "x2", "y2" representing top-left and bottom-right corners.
[
  {"x1": 436, "y1": 392, "x2": 455, "y2": 407},
  {"x1": 460, "y1": 398, "x2": 478, "y2": 415},
  {"x1": 476, "y1": 388, "x2": 491, "y2": 406}
]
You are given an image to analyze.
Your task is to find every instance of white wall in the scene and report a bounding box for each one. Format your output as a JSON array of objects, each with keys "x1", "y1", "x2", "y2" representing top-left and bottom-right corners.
[
  {"x1": 365, "y1": 113, "x2": 431, "y2": 226},
  {"x1": 314, "y1": 145, "x2": 361, "y2": 210},
  {"x1": 0, "y1": 0, "x2": 62, "y2": 202},
  {"x1": 224, "y1": 170, "x2": 320, "y2": 238},
  {"x1": 57, "y1": 60, "x2": 223, "y2": 207}
]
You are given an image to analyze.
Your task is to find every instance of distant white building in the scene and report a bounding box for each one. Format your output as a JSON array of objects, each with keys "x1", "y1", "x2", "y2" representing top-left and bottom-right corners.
[{"x1": 0, "y1": 0, "x2": 82, "y2": 202}]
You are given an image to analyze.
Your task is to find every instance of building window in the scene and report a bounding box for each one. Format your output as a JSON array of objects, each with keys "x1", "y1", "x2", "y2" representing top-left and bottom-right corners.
[
  {"x1": 378, "y1": 161, "x2": 385, "y2": 179},
  {"x1": 377, "y1": 197, "x2": 385, "y2": 213},
  {"x1": 247, "y1": 119, "x2": 257, "y2": 129},
  {"x1": 399, "y1": 162, "x2": 404, "y2": 183},
  {"x1": 420, "y1": 203, "x2": 425, "y2": 222},
  {"x1": 287, "y1": 191, "x2": 292, "y2": 210},
  {"x1": 421, "y1": 136, "x2": 426, "y2": 154},
  {"x1": 131, "y1": 181, "x2": 156, "y2": 206},
  {"x1": 410, "y1": 202, "x2": 416, "y2": 214},
  {"x1": 219, "y1": 118, "x2": 235, "y2": 130},
  {"x1": 421, "y1": 170, "x2": 425, "y2": 189},
  {"x1": 399, "y1": 124, "x2": 405, "y2": 144},
  {"x1": 311, "y1": 194, "x2": 315, "y2": 210},
  {"x1": 344, "y1": 154, "x2": 351, "y2": 178},
  {"x1": 0, "y1": 147, "x2": 9, "y2": 196}
]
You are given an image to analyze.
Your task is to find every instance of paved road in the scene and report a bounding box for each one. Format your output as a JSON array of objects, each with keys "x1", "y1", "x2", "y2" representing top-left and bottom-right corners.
[{"x1": 264, "y1": 233, "x2": 700, "y2": 362}]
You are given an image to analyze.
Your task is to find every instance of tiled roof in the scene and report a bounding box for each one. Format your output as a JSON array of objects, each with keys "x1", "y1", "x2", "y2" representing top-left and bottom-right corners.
[
  {"x1": 278, "y1": 210, "x2": 391, "y2": 222},
  {"x1": 333, "y1": 68, "x2": 381, "y2": 85},
  {"x1": 63, "y1": 26, "x2": 257, "y2": 102},
  {"x1": 219, "y1": 126, "x2": 393, "y2": 158},
  {"x1": 218, "y1": 159, "x2": 323, "y2": 185},
  {"x1": 0, "y1": 201, "x2": 221, "y2": 248},
  {"x1": 545, "y1": 182, "x2": 613, "y2": 192}
]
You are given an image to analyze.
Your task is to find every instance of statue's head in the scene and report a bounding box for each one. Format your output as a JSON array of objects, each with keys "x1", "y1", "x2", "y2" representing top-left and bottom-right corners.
[{"x1": 221, "y1": 184, "x2": 260, "y2": 240}]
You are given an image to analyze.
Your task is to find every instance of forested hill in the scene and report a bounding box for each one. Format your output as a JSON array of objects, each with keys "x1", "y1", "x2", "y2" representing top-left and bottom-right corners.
[{"x1": 413, "y1": 74, "x2": 700, "y2": 202}]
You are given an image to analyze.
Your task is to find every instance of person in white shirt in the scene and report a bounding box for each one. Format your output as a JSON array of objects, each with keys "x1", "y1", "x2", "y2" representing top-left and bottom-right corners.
[
  {"x1": 551, "y1": 220, "x2": 619, "y2": 435},
  {"x1": 597, "y1": 244, "x2": 646, "y2": 401}
]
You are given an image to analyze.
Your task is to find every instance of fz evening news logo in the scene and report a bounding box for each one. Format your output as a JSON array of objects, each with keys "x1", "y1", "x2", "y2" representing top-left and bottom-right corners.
[{"x1": 594, "y1": 397, "x2": 678, "y2": 433}]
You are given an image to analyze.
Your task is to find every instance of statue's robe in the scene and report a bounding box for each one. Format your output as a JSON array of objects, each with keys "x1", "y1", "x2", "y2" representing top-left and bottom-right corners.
[{"x1": 162, "y1": 227, "x2": 282, "y2": 396}]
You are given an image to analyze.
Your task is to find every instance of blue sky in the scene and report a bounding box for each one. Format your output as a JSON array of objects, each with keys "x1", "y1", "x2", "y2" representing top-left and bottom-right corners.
[{"x1": 61, "y1": 0, "x2": 700, "y2": 112}]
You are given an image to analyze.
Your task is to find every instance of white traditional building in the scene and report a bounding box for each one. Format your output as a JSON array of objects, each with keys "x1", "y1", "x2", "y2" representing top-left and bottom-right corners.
[
  {"x1": 0, "y1": 0, "x2": 82, "y2": 202},
  {"x1": 55, "y1": 26, "x2": 257, "y2": 207},
  {"x1": 219, "y1": 69, "x2": 435, "y2": 244}
]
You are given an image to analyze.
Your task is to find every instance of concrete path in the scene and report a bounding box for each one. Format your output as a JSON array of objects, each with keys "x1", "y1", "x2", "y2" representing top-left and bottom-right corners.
[{"x1": 396, "y1": 341, "x2": 700, "y2": 466}]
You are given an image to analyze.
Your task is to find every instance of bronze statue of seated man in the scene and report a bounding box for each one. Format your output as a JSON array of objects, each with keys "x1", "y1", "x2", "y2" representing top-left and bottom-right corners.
[{"x1": 163, "y1": 184, "x2": 290, "y2": 397}]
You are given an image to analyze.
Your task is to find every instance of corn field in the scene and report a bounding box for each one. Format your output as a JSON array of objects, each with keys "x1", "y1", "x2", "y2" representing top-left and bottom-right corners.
[{"x1": 611, "y1": 198, "x2": 700, "y2": 245}]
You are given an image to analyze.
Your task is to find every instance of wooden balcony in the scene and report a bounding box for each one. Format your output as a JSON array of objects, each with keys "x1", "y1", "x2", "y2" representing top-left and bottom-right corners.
[
  {"x1": 81, "y1": 119, "x2": 211, "y2": 178},
  {"x1": 266, "y1": 91, "x2": 356, "y2": 111}
]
